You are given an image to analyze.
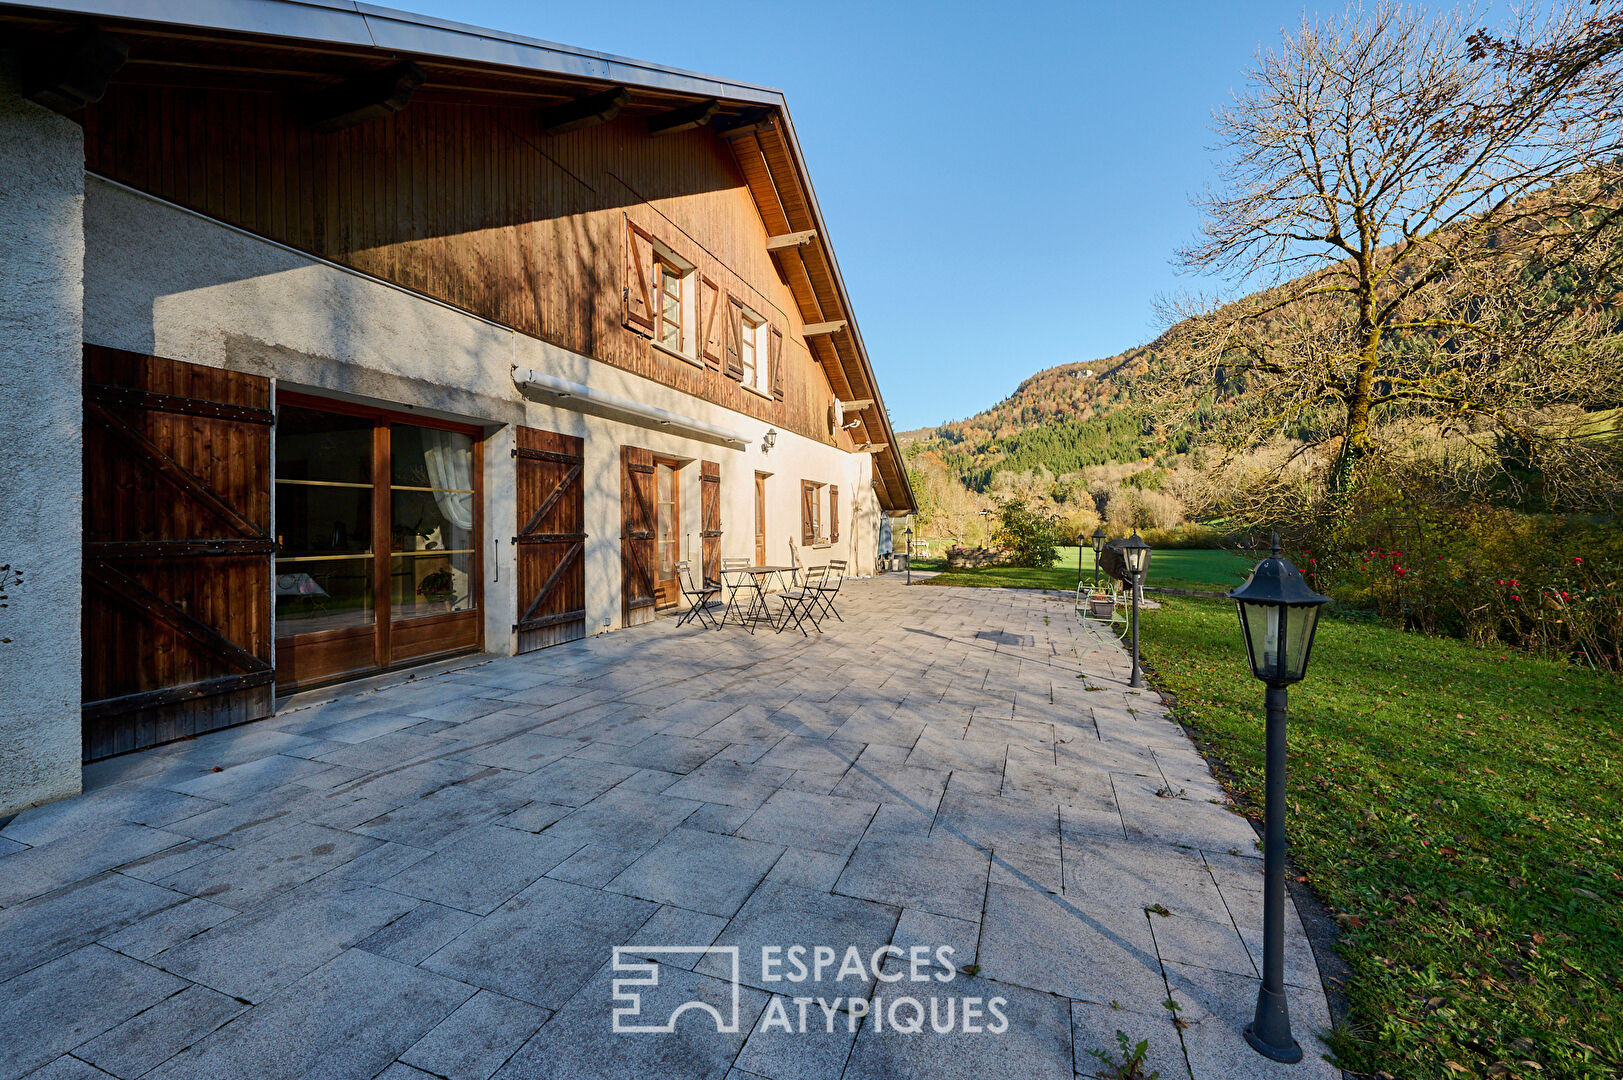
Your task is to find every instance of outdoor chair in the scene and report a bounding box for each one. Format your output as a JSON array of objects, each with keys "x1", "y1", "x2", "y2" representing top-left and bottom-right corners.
[
  {"x1": 675, "y1": 560, "x2": 722, "y2": 629},
  {"x1": 811, "y1": 559, "x2": 846, "y2": 622},
  {"x1": 776, "y1": 564, "x2": 828, "y2": 636},
  {"x1": 1076, "y1": 577, "x2": 1131, "y2": 656},
  {"x1": 717, "y1": 556, "x2": 751, "y2": 605}
]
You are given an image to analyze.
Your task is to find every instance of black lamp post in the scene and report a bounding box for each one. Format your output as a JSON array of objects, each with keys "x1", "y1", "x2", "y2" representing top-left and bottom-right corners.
[
  {"x1": 1118, "y1": 532, "x2": 1151, "y2": 688},
  {"x1": 1228, "y1": 531, "x2": 1331, "y2": 1064},
  {"x1": 1090, "y1": 526, "x2": 1107, "y2": 590},
  {"x1": 904, "y1": 526, "x2": 913, "y2": 586},
  {"x1": 1075, "y1": 532, "x2": 1086, "y2": 593}
]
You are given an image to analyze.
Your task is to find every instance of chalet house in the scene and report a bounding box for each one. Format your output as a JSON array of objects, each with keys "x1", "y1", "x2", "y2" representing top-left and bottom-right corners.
[{"x1": 0, "y1": 0, "x2": 915, "y2": 815}]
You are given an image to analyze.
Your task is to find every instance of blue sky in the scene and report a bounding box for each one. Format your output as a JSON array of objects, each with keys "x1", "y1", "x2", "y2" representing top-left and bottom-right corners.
[{"x1": 397, "y1": 1, "x2": 1363, "y2": 429}]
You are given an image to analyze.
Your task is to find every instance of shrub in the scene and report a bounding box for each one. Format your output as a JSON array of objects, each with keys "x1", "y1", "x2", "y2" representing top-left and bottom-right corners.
[{"x1": 992, "y1": 499, "x2": 1062, "y2": 569}]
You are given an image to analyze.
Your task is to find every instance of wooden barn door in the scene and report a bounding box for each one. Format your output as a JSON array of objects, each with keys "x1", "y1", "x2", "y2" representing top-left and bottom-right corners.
[
  {"x1": 700, "y1": 462, "x2": 722, "y2": 585},
  {"x1": 621, "y1": 446, "x2": 657, "y2": 627},
  {"x1": 82, "y1": 345, "x2": 274, "y2": 761},
  {"x1": 515, "y1": 428, "x2": 585, "y2": 652}
]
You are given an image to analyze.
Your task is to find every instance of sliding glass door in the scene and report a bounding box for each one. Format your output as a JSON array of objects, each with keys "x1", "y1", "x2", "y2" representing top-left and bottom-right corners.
[{"x1": 274, "y1": 395, "x2": 482, "y2": 690}]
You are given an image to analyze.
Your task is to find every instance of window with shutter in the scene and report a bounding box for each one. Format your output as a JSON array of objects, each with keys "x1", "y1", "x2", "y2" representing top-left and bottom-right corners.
[
  {"x1": 700, "y1": 276, "x2": 723, "y2": 369},
  {"x1": 623, "y1": 220, "x2": 655, "y2": 335},
  {"x1": 724, "y1": 297, "x2": 744, "y2": 380},
  {"x1": 801, "y1": 481, "x2": 817, "y2": 544},
  {"x1": 830, "y1": 484, "x2": 839, "y2": 542},
  {"x1": 769, "y1": 326, "x2": 784, "y2": 400}
]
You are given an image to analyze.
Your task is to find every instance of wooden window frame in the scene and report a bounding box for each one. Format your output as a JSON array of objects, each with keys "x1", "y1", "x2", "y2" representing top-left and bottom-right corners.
[
  {"x1": 801, "y1": 479, "x2": 824, "y2": 547},
  {"x1": 656, "y1": 259, "x2": 686, "y2": 355}
]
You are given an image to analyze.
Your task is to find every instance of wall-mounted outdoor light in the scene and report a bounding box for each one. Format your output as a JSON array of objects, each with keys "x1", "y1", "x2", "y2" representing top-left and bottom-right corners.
[{"x1": 762, "y1": 428, "x2": 778, "y2": 453}]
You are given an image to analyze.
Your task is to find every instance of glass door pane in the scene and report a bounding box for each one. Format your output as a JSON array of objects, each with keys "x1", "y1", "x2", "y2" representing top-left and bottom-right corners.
[
  {"x1": 274, "y1": 406, "x2": 375, "y2": 636},
  {"x1": 390, "y1": 423, "x2": 477, "y2": 620},
  {"x1": 656, "y1": 462, "x2": 678, "y2": 578}
]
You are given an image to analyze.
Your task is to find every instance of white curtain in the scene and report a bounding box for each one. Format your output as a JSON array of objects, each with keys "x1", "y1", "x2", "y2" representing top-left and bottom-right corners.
[
  {"x1": 422, "y1": 430, "x2": 474, "y2": 532},
  {"x1": 878, "y1": 514, "x2": 893, "y2": 556}
]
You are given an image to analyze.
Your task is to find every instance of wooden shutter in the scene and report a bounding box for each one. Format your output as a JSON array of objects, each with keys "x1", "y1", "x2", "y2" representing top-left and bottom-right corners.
[
  {"x1": 801, "y1": 481, "x2": 817, "y2": 545},
  {"x1": 82, "y1": 344, "x2": 274, "y2": 762},
  {"x1": 830, "y1": 484, "x2": 840, "y2": 542},
  {"x1": 621, "y1": 445, "x2": 657, "y2": 627},
  {"x1": 769, "y1": 325, "x2": 785, "y2": 400},
  {"x1": 624, "y1": 220, "x2": 655, "y2": 335},
  {"x1": 700, "y1": 461, "x2": 722, "y2": 585},
  {"x1": 723, "y1": 296, "x2": 744, "y2": 380},
  {"x1": 515, "y1": 427, "x2": 586, "y2": 653},
  {"x1": 700, "y1": 276, "x2": 723, "y2": 369}
]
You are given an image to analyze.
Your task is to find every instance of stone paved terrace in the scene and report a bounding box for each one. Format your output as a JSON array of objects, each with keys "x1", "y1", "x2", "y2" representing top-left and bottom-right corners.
[{"x1": 0, "y1": 576, "x2": 1341, "y2": 1080}]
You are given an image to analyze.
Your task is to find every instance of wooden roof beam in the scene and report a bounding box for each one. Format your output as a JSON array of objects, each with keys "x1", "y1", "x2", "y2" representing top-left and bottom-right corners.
[
  {"x1": 767, "y1": 230, "x2": 817, "y2": 252},
  {"x1": 305, "y1": 60, "x2": 425, "y2": 133},
  {"x1": 538, "y1": 86, "x2": 628, "y2": 134},
  {"x1": 803, "y1": 320, "x2": 846, "y2": 337},
  {"x1": 714, "y1": 106, "x2": 775, "y2": 137},
  {"x1": 648, "y1": 98, "x2": 718, "y2": 136},
  {"x1": 23, "y1": 28, "x2": 128, "y2": 115},
  {"x1": 840, "y1": 397, "x2": 874, "y2": 411}
]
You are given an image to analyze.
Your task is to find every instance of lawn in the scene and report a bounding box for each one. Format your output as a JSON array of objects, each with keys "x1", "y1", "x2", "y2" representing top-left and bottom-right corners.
[
  {"x1": 910, "y1": 545, "x2": 1255, "y2": 593},
  {"x1": 1141, "y1": 597, "x2": 1623, "y2": 1080}
]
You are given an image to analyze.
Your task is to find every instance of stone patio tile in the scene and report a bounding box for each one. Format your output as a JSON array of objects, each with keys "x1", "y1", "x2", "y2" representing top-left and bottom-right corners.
[
  {"x1": 1002, "y1": 754, "x2": 1116, "y2": 805},
  {"x1": 440, "y1": 708, "x2": 553, "y2": 744},
  {"x1": 731, "y1": 993, "x2": 858, "y2": 1080},
  {"x1": 544, "y1": 842, "x2": 643, "y2": 887},
  {"x1": 1059, "y1": 799, "x2": 1127, "y2": 842},
  {"x1": 977, "y1": 884, "x2": 1164, "y2": 1006},
  {"x1": 144, "y1": 948, "x2": 474, "y2": 1080},
  {"x1": 355, "y1": 774, "x2": 528, "y2": 847},
  {"x1": 505, "y1": 756, "x2": 639, "y2": 806},
  {"x1": 987, "y1": 848, "x2": 1065, "y2": 894},
  {"x1": 0, "y1": 784, "x2": 209, "y2": 847},
  {"x1": 76, "y1": 983, "x2": 247, "y2": 1079},
  {"x1": 491, "y1": 961, "x2": 768, "y2": 1080},
  {"x1": 162, "y1": 755, "x2": 335, "y2": 800},
  {"x1": 620, "y1": 904, "x2": 731, "y2": 968},
  {"x1": 1238, "y1": 923, "x2": 1322, "y2": 991},
  {"x1": 830, "y1": 708, "x2": 926, "y2": 748},
  {"x1": 571, "y1": 734, "x2": 729, "y2": 774},
  {"x1": 765, "y1": 847, "x2": 850, "y2": 892},
  {"x1": 828, "y1": 762, "x2": 949, "y2": 815},
  {"x1": 842, "y1": 976, "x2": 1074, "y2": 1080},
  {"x1": 1064, "y1": 839, "x2": 1230, "y2": 923},
  {"x1": 536, "y1": 787, "x2": 702, "y2": 852},
  {"x1": 1150, "y1": 912, "x2": 1256, "y2": 979},
  {"x1": 0, "y1": 824, "x2": 186, "y2": 907},
  {"x1": 150, "y1": 878, "x2": 419, "y2": 1003},
  {"x1": 646, "y1": 697, "x2": 743, "y2": 738},
  {"x1": 834, "y1": 832, "x2": 990, "y2": 921},
  {"x1": 607, "y1": 827, "x2": 785, "y2": 917},
  {"x1": 888, "y1": 907, "x2": 980, "y2": 976},
  {"x1": 1162, "y1": 961, "x2": 1342, "y2": 1080},
  {"x1": 97, "y1": 897, "x2": 238, "y2": 961},
  {"x1": 328, "y1": 757, "x2": 492, "y2": 804},
  {"x1": 400, "y1": 989, "x2": 551, "y2": 1080},
  {"x1": 736, "y1": 789, "x2": 879, "y2": 856},
  {"x1": 684, "y1": 800, "x2": 758, "y2": 834},
  {"x1": 355, "y1": 901, "x2": 480, "y2": 965},
  {"x1": 312, "y1": 731, "x2": 456, "y2": 772},
  {"x1": 961, "y1": 717, "x2": 1055, "y2": 747},
  {"x1": 616, "y1": 766, "x2": 683, "y2": 792},
  {"x1": 0, "y1": 872, "x2": 188, "y2": 982},
  {"x1": 14, "y1": 1057, "x2": 119, "y2": 1080},
  {"x1": 405, "y1": 696, "x2": 512, "y2": 725},
  {"x1": 106, "y1": 836, "x2": 225, "y2": 884},
  {"x1": 381, "y1": 823, "x2": 582, "y2": 914},
  {"x1": 158, "y1": 822, "x2": 380, "y2": 911},
  {"x1": 151, "y1": 784, "x2": 333, "y2": 849},
  {"x1": 0, "y1": 944, "x2": 186, "y2": 1080},
  {"x1": 930, "y1": 787, "x2": 1061, "y2": 858},
  {"x1": 422, "y1": 877, "x2": 656, "y2": 1008},
  {"x1": 755, "y1": 736, "x2": 864, "y2": 775},
  {"x1": 696, "y1": 882, "x2": 900, "y2": 994},
  {"x1": 325, "y1": 840, "x2": 434, "y2": 883},
  {"x1": 661, "y1": 759, "x2": 794, "y2": 811},
  {"x1": 1072, "y1": 1001, "x2": 1190, "y2": 1079},
  {"x1": 532, "y1": 701, "x2": 653, "y2": 744}
]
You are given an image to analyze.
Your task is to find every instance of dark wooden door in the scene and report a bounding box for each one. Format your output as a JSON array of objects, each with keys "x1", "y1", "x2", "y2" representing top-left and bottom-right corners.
[
  {"x1": 82, "y1": 345, "x2": 274, "y2": 761},
  {"x1": 700, "y1": 461, "x2": 722, "y2": 585},
  {"x1": 515, "y1": 427, "x2": 585, "y2": 652},
  {"x1": 621, "y1": 446, "x2": 656, "y2": 627},
  {"x1": 754, "y1": 474, "x2": 768, "y2": 565}
]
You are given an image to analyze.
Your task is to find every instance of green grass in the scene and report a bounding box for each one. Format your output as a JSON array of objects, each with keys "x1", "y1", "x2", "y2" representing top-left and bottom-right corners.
[
  {"x1": 911, "y1": 546, "x2": 1255, "y2": 593},
  {"x1": 1141, "y1": 598, "x2": 1623, "y2": 1080}
]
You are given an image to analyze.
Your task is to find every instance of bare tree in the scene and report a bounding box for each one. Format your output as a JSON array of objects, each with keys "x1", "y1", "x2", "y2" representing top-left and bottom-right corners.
[{"x1": 1151, "y1": 3, "x2": 1623, "y2": 503}]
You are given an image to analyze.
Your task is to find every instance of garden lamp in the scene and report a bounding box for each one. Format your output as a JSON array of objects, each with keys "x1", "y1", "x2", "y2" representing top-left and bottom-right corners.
[
  {"x1": 1227, "y1": 531, "x2": 1331, "y2": 1064},
  {"x1": 1090, "y1": 526, "x2": 1106, "y2": 589},
  {"x1": 1119, "y1": 532, "x2": 1151, "y2": 688},
  {"x1": 904, "y1": 526, "x2": 913, "y2": 585},
  {"x1": 1076, "y1": 531, "x2": 1086, "y2": 592}
]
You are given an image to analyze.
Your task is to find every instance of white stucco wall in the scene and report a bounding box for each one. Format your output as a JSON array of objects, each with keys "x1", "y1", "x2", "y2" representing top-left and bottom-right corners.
[
  {"x1": 82, "y1": 177, "x2": 884, "y2": 658},
  {"x1": 0, "y1": 60, "x2": 85, "y2": 816}
]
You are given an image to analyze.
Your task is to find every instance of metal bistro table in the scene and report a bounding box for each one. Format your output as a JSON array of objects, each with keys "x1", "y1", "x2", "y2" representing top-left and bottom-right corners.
[{"x1": 719, "y1": 565, "x2": 795, "y2": 633}]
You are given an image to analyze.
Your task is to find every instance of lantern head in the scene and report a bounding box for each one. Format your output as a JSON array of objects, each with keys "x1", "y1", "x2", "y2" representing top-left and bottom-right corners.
[
  {"x1": 1119, "y1": 532, "x2": 1151, "y2": 578},
  {"x1": 1227, "y1": 532, "x2": 1332, "y2": 685}
]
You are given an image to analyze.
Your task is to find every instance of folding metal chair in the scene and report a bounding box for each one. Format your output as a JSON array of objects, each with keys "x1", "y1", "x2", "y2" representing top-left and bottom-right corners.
[
  {"x1": 811, "y1": 559, "x2": 846, "y2": 622},
  {"x1": 675, "y1": 560, "x2": 722, "y2": 629},
  {"x1": 776, "y1": 564, "x2": 827, "y2": 636}
]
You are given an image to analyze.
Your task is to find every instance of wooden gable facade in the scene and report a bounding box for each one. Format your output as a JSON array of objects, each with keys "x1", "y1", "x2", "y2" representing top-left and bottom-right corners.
[{"x1": 12, "y1": 12, "x2": 911, "y2": 507}]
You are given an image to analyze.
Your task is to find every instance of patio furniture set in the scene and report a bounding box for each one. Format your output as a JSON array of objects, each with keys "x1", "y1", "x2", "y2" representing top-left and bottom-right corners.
[{"x1": 674, "y1": 552, "x2": 846, "y2": 635}]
